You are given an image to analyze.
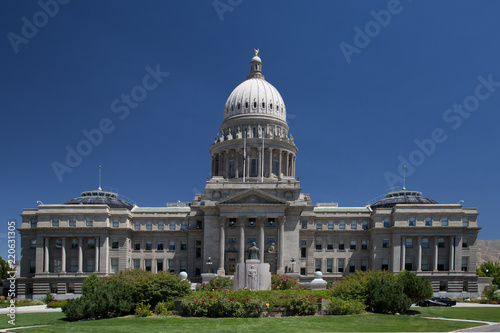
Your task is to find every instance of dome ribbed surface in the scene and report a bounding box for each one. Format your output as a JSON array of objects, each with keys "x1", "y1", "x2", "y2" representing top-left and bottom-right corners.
[
  {"x1": 371, "y1": 189, "x2": 437, "y2": 209},
  {"x1": 64, "y1": 190, "x2": 134, "y2": 209}
]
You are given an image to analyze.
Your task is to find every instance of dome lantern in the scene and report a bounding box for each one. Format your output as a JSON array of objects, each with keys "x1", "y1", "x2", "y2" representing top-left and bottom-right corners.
[{"x1": 247, "y1": 49, "x2": 264, "y2": 80}]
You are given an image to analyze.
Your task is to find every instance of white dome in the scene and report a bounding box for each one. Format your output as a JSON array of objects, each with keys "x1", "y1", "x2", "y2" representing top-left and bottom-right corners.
[{"x1": 223, "y1": 78, "x2": 286, "y2": 122}]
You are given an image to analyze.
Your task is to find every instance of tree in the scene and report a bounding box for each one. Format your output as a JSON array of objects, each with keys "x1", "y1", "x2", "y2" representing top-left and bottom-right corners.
[
  {"x1": 366, "y1": 276, "x2": 412, "y2": 314},
  {"x1": 397, "y1": 270, "x2": 434, "y2": 304},
  {"x1": 0, "y1": 257, "x2": 11, "y2": 286},
  {"x1": 477, "y1": 262, "x2": 500, "y2": 286}
]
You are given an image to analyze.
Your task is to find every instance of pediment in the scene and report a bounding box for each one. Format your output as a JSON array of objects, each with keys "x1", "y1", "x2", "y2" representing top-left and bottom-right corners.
[{"x1": 217, "y1": 188, "x2": 288, "y2": 206}]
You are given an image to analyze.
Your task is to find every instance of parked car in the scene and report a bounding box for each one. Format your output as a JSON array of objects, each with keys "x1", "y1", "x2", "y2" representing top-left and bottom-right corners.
[{"x1": 417, "y1": 297, "x2": 457, "y2": 307}]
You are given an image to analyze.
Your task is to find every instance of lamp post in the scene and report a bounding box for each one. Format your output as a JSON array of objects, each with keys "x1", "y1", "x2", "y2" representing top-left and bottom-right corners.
[{"x1": 206, "y1": 257, "x2": 213, "y2": 274}]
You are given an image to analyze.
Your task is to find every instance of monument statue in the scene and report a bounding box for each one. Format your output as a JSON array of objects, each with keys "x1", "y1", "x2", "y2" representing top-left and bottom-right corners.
[{"x1": 248, "y1": 242, "x2": 260, "y2": 260}]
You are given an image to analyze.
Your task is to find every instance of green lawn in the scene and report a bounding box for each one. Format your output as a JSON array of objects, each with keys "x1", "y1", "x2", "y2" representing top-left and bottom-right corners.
[
  {"x1": 0, "y1": 312, "x2": 485, "y2": 333},
  {"x1": 416, "y1": 307, "x2": 500, "y2": 322}
]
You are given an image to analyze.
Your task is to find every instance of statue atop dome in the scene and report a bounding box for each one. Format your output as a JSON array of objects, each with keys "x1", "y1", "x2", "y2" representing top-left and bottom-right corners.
[{"x1": 254, "y1": 48, "x2": 259, "y2": 57}]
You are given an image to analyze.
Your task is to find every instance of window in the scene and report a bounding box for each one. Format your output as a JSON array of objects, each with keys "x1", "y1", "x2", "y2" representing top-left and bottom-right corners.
[
  {"x1": 69, "y1": 218, "x2": 76, "y2": 227},
  {"x1": 339, "y1": 221, "x2": 345, "y2": 230},
  {"x1": 267, "y1": 218, "x2": 275, "y2": 227},
  {"x1": 67, "y1": 283, "x2": 75, "y2": 294},
  {"x1": 229, "y1": 219, "x2": 237, "y2": 227},
  {"x1": 300, "y1": 267, "x2": 306, "y2": 275},
  {"x1": 30, "y1": 239, "x2": 36, "y2": 249},
  {"x1": 250, "y1": 159, "x2": 258, "y2": 176},
  {"x1": 135, "y1": 222, "x2": 140, "y2": 230},
  {"x1": 438, "y1": 258, "x2": 445, "y2": 271},
  {"x1": 134, "y1": 241, "x2": 140, "y2": 250},
  {"x1": 133, "y1": 259, "x2": 140, "y2": 270},
  {"x1": 381, "y1": 258, "x2": 389, "y2": 270},
  {"x1": 316, "y1": 221, "x2": 322, "y2": 230},
  {"x1": 463, "y1": 281, "x2": 469, "y2": 292},
  {"x1": 144, "y1": 259, "x2": 151, "y2": 272},
  {"x1": 405, "y1": 258, "x2": 413, "y2": 271},
  {"x1": 180, "y1": 260, "x2": 187, "y2": 272},
  {"x1": 408, "y1": 217, "x2": 416, "y2": 226},
  {"x1": 338, "y1": 241, "x2": 345, "y2": 250},
  {"x1": 361, "y1": 240, "x2": 367, "y2": 250},
  {"x1": 361, "y1": 259, "x2": 368, "y2": 271},
  {"x1": 196, "y1": 240, "x2": 202, "y2": 258},
  {"x1": 315, "y1": 259, "x2": 321, "y2": 272},
  {"x1": 301, "y1": 220, "x2": 307, "y2": 229},
  {"x1": 422, "y1": 238, "x2": 429, "y2": 248},
  {"x1": 421, "y1": 257, "x2": 429, "y2": 271},
  {"x1": 439, "y1": 281, "x2": 447, "y2": 291},
  {"x1": 70, "y1": 258, "x2": 78, "y2": 272},
  {"x1": 113, "y1": 219, "x2": 119, "y2": 228},
  {"x1": 350, "y1": 240, "x2": 356, "y2": 250},
  {"x1": 300, "y1": 246, "x2": 307, "y2": 259},
  {"x1": 87, "y1": 239, "x2": 95, "y2": 249},
  {"x1": 266, "y1": 238, "x2": 275, "y2": 244},
  {"x1": 247, "y1": 237, "x2": 256, "y2": 243},
  {"x1": 169, "y1": 221, "x2": 176, "y2": 230},
  {"x1": 52, "y1": 218, "x2": 59, "y2": 227},
  {"x1": 29, "y1": 259, "x2": 36, "y2": 273},
  {"x1": 157, "y1": 260, "x2": 163, "y2": 272},
  {"x1": 327, "y1": 221, "x2": 334, "y2": 230},
  {"x1": 111, "y1": 239, "x2": 119, "y2": 249},
  {"x1": 146, "y1": 221, "x2": 152, "y2": 230},
  {"x1": 272, "y1": 160, "x2": 279, "y2": 175},
  {"x1": 405, "y1": 238, "x2": 413, "y2": 248},
  {"x1": 383, "y1": 218, "x2": 390, "y2": 228},
  {"x1": 228, "y1": 237, "x2": 237, "y2": 244},
  {"x1": 248, "y1": 219, "x2": 256, "y2": 227},
  {"x1": 86, "y1": 259, "x2": 95, "y2": 272},
  {"x1": 181, "y1": 221, "x2": 188, "y2": 230},
  {"x1": 327, "y1": 241, "x2": 334, "y2": 250},
  {"x1": 157, "y1": 241, "x2": 164, "y2": 251},
  {"x1": 145, "y1": 241, "x2": 152, "y2": 251},
  {"x1": 158, "y1": 221, "x2": 164, "y2": 230},
  {"x1": 425, "y1": 217, "x2": 432, "y2": 226},
  {"x1": 327, "y1": 259, "x2": 333, "y2": 273},
  {"x1": 55, "y1": 239, "x2": 62, "y2": 249},
  {"x1": 86, "y1": 217, "x2": 93, "y2": 227},
  {"x1": 30, "y1": 218, "x2": 37, "y2": 228},
  {"x1": 462, "y1": 257, "x2": 469, "y2": 272},
  {"x1": 441, "y1": 217, "x2": 448, "y2": 226},
  {"x1": 438, "y1": 238, "x2": 445, "y2": 248},
  {"x1": 196, "y1": 220, "x2": 203, "y2": 229},
  {"x1": 50, "y1": 282, "x2": 58, "y2": 294},
  {"x1": 383, "y1": 239, "x2": 390, "y2": 248},
  {"x1": 169, "y1": 241, "x2": 175, "y2": 251},
  {"x1": 350, "y1": 221, "x2": 357, "y2": 230},
  {"x1": 462, "y1": 238, "x2": 469, "y2": 248},
  {"x1": 71, "y1": 239, "x2": 78, "y2": 249},
  {"x1": 168, "y1": 261, "x2": 175, "y2": 273},
  {"x1": 315, "y1": 241, "x2": 322, "y2": 250},
  {"x1": 349, "y1": 260, "x2": 356, "y2": 273},
  {"x1": 362, "y1": 221, "x2": 368, "y2": 230},
  {"x1": 338, "y1": 259, "x2": 344, "y2": 273},
  {"x1": 462, "y1": 218, "x2": 469, "y2": 227},
  {"x1": 228, "y1": 161, "x2": 235, "y2": 178},
  {"x1": 181, "y1": 241, "x2": 187, "y2": 250}
]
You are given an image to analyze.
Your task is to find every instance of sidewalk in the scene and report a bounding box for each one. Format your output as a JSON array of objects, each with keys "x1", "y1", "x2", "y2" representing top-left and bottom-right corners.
[{"x1": 0, "y1": 305, "x2": 62, "y2": 314}]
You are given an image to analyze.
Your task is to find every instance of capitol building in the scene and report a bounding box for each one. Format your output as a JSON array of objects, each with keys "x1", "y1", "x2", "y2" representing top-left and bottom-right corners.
[{"x1": 18, "y1": 51, "x2": 481, "y2": 299}]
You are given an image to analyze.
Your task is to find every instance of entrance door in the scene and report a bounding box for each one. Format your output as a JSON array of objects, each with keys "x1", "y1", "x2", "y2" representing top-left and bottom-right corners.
[{"x1": 228, "y1": 262, "x2": 236, "y2": 275}]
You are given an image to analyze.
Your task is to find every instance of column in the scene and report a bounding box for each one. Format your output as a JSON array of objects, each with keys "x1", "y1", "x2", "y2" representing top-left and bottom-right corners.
[
  {"x1": 449, "y1": 236, "x2": 455, "y2": 271},
  {"x1": 246, "y1": 148, "x2": 250, "y2": 179},
  {"x1": 434, "y1": 237, "x2": 439, "y2": 271},
  {"x1": 239, "y1": 219, "x2": 245, "y2": 263},
  {"x1": 455, "y1": 235, "x2": 463, "y2": 273},
  {"x1": 417, "y1": 236, "x2": 422, "y2": 271},
  {"x1": 277, "y1": 217, "x2": 286, "y2": 274},
  {"x1": 225, "y1": 150, "x2": 230, "y2": 178},
  {"x1": 211, "y1": 155, "x2": 215, "y2": 177},
  {"x1": 259, "y1": 218, "x2": 265, "y2": 263},
  {"x1": 401, "y1": 236, "x2": 406, "y2": 271},
  {"x1": 94, "y1": 237, "x2": 99, "y2": 273},
  {"x1": 105, "y1": 236, "x2": 109, "y2": 274},
  {"x1": 257, "y1": 148, "x2": 262, "y2": 180},
  {"x1": 285, "y1": 151, "x2": 289, "y2": 176},
  {"x1": 235, "y1": 149, "x2": 239, "y2": 178},
  {"x1": 217, "y1": 219, "x2": 225, "y2": 275},
  {"x1": 61, "y1": 237, "x2": 66, "y2": 273},
  {"x1": 268, "y1": 148, "x2": 273, "y2": 178},
  {"x1": 44, "y1": 238, "x2": 49, "y2": 273},
  {"x1": 278, "y1": 149, "x2": 282, "y2": 179},
  {"x1": 218, "y1": 152, "x2": 222, "y2": 176},
  {"x1": 78, "y1": 237, "x2": 83, "y2": 273},
  {"x1": 292, "y1": 155, "x2": 296, "y2": 178}
]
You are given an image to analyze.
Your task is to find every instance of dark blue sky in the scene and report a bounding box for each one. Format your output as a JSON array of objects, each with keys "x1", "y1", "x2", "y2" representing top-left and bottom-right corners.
[{"x1": 2, "y1": 1, "x2": 500, "y2": 260}]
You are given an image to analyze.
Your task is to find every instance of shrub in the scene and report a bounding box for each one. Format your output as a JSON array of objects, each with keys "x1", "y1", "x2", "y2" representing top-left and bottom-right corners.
[
  {"x1": 366, "y1": 276, "x2": 411, "y2": 314},
  {"x1": 329, "y1": 270, "x2": 395, "y2": 304},
  {"x1": 396, "y1": 270, "x2": 433, "y2": 304},
  {"x1": 42, "y1": 291, "x2": 54, "y2": 305},
  {"x1": 241, "y1": 298, "x2": 267, "y2": 317},
  {"x1": 154, "y1": 301, "x2": 175, "y2": 316},
  {"x1": 135, "y1": 302, "x2": 153, "y2": 317},
  {"x1": 328, "y1": 297, "x2": 366, "y2": 315},
  {"x1": 82, "y1": 273, "x2": 100, "y2": 296},
  {"x1": 271, "y1": 274, "x2": 304, "y2": 290},
  {"x1": 30, "y1": 299, "x2": 45, "y2": 305},
  {"x1": 484, "y1": 284, "x2": 499, "y2": 300},
  {"x1": 196, "y1": 276, "x2": 234, "y2": 292},
  {"x1": 289, "y1": 294, "x2": 321, "y2": 316},
  {"x1": 47, "y1": 300, "x2": 67, "y2": 308}
]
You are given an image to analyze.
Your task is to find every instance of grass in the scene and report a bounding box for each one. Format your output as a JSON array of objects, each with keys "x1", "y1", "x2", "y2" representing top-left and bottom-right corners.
[
  {"x1": 0, "y1": 312, "x2": 66, "y2": 329},
  {"x1": 0, "y1": 312, "x2": 484, "y2": 333},
  {"x1": 416, "y1": 307, "x2": 500, "y2": 322}
]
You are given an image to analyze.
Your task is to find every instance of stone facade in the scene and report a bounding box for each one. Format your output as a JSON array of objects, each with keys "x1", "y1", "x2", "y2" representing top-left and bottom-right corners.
[{"x1": 17, "y1": 52, "x2": 481, "y2": 299}]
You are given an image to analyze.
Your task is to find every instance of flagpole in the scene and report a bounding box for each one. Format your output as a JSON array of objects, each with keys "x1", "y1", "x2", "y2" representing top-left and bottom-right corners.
[
  {"x1": 261, "y1": 129, "x2": 264, "y2": 182},
  {"x1": 243, "y1": 131, "x2": 246, "y2": 183}
]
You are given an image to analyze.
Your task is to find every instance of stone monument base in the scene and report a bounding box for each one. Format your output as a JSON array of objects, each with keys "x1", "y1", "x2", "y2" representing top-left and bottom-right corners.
[{"x1": 233, "y1": 259, "x2": 271, "y2": 291}]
